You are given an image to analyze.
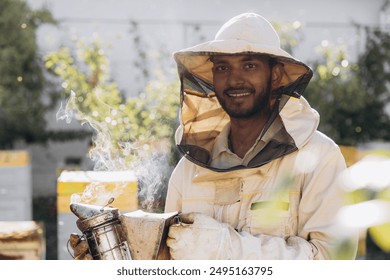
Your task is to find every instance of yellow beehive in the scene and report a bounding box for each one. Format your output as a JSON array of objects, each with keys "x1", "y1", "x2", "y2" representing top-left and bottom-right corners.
[
  {"x1": 339, "y1": 145, "x2": 366, "y2": 167},
  {"x1": 57, "y1": 170, "x2": 138, "y2": 259},
  {"x1": 57, "y1": 170, "x2": 138, "y2": 213},
  {"x1": 0, "y1": 150, "x2": 29, "y2": 167}
]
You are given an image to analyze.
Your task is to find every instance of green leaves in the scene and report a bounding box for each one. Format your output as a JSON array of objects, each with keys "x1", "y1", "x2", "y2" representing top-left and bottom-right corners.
[
  {"x1": 305, "y1": 29, "x2": 390, "y2": 146},
  {"x1": 0, "y1": 0, "x2": 58, "y2": 148},
  {"x1": 44, "y1": 39, "x2": 179, "y2": 166}
]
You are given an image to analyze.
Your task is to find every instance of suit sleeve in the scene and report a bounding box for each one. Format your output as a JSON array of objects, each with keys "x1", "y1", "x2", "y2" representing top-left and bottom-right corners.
[{"x1": 164, "y1": 157, "x2": 184, "y2": 213}]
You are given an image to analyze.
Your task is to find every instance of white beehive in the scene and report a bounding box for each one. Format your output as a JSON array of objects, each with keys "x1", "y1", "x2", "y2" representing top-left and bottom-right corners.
[{"x1": 0, "y1": 150, "x2": 32, "y2": 221}]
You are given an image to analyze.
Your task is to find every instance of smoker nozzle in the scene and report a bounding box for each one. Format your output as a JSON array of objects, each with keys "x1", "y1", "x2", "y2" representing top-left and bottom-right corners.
[{"x1": 70, "y1": 202, "x2": 116, "y2": 220}]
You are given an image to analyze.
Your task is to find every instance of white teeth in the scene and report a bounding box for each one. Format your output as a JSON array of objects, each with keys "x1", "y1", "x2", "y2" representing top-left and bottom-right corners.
[{"x1": 227, "y1": 92, "x2": 251, "y2": 97}]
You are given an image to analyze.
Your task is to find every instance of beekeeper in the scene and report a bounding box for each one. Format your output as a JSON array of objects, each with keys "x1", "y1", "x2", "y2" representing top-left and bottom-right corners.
[{"x1": 165, "y1": 12, "x2": 358, "y2": 260}]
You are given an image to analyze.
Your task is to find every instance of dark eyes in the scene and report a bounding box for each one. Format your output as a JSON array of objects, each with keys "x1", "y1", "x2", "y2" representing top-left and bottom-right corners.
[
  {"x1": 244, "y1": 63, "x2": 256, "y2": 69},
  {"x1": 213, "y1": 63, "x2": 257, "y2": 72},
  {"x1": 214, "y1": 65, "x2": 228, "y2": 71}
]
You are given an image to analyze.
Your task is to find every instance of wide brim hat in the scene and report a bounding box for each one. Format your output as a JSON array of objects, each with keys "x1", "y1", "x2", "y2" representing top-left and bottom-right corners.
[{"x1": 174, "y1": 13, "x2": 312, "y2": 96}]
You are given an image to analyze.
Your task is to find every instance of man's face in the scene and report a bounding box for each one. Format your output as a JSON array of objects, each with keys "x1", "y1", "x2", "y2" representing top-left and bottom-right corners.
[{"x1": 212, "y1": 54, "x2": 272, "y2": 119}]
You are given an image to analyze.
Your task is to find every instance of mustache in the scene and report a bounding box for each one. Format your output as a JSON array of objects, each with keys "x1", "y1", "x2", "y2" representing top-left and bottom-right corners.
[{"x1": 223, "y1": 87, "x2": 255, "y2": 95}]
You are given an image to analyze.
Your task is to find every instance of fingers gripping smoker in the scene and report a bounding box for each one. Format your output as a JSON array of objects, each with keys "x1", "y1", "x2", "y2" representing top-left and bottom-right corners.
[{"x1": 70, "y1": 202, "x2": 178, "y2": 260}]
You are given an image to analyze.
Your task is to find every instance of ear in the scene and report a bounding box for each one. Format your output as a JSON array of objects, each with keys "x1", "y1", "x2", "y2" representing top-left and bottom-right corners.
[{"x1": 271, "y1": 63, "x2": 283, "y2": 89}]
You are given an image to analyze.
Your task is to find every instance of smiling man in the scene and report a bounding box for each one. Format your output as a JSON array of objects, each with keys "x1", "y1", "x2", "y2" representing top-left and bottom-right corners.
[
  {"x1": 165, "y1": 13, "x2": 358, "y2": 260},
  {"x1": 211, "y1": 54, "x2": 282, "y2": 160},
  {"x1": 212, "y1": 55, "x2": 276, "y2": 118}
]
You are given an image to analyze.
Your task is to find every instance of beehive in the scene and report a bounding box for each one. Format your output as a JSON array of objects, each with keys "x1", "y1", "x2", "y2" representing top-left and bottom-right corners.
[{"x1": 57, "y1": 170, "x2": 138, "y2": 259}]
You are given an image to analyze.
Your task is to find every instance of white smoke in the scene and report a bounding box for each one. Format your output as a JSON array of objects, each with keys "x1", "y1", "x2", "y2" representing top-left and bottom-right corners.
[
  {"x1": 56, "y1": 91, "x2": 77, "y2": 124},
  {"x1": 59, "y1": 90, "x2": 172, "y2": 211},
  {"x1": 135, "y1": 153, "x2": 171, "y2": 211}
]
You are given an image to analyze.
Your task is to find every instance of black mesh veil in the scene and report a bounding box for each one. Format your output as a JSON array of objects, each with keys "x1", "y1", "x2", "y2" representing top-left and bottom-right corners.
[{"x1": 175, "y1": 54, "x2": 313, "y2": 172}]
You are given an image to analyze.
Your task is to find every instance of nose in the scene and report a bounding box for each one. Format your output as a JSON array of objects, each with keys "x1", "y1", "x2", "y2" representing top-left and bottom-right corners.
[{"x1": 228, "y1": 68, "x2": 245, "y2": 87}]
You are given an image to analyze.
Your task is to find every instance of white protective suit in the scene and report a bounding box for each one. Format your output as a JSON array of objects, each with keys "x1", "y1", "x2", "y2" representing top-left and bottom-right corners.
[{"x1": 165, "y1": 13, "x2": 358, "y2": 259}]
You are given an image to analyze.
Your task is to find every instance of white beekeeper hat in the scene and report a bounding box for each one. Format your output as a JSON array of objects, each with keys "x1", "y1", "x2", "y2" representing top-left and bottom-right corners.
[{"x1": 174, "y1": 12, "x2": 312, "y2": 96}]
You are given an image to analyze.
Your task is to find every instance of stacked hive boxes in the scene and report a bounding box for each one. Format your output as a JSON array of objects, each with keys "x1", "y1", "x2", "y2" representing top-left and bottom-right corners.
[
  {"x1": 0, "y1": 221, "x2": 45, "y2": 260},
  {"x1": 57, "y1": 170, "x2": 138, "y2": 259},
  {"x1": 0, "y1": 151, "x2": 45, "y2": 259},
  {"x1": 0, "y1": 150, "x2": 32, "y2": 221}
]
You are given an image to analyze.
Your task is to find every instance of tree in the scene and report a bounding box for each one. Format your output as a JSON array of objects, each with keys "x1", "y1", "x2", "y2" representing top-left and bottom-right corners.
[
  {"x1": 0, "y1": 0, "x2": 58, "y2": 148},
  {"x1": 358, "y1": 28, "x2": 390, "y2": 140},
  {"x1": 305, "y1": 28, "x2": 390, "y2": 146},
  {"x1": 44, "y1": 39, "x2": 180, "y2": 169}
]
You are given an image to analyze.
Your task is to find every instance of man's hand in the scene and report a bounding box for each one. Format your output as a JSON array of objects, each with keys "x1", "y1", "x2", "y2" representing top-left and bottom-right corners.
[
  {"x1": 166, "y1": 212, "x2": 231, "y2": 259},
  {"x1": 69, "y1": 233, "x2": 93, "y2": 260}
]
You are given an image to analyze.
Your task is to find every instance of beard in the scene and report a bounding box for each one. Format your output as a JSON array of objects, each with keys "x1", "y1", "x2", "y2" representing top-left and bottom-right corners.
[{"x1": 216, "y1": 82, "x2": 272, "y2": 119}]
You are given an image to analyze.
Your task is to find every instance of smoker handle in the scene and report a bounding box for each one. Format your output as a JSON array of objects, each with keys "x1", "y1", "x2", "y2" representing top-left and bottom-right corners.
[{"x1": 66, "y1": 238, "x2": 75, "y2": 259}]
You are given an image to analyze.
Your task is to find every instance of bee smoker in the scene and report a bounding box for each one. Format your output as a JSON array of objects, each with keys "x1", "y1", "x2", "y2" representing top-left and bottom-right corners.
[
  {"x1": 70, "y1": 202, "x2": 131, "y2": 260},
  {"x1": 70, "y1": 202, "x2": 179, "y2": 260}
]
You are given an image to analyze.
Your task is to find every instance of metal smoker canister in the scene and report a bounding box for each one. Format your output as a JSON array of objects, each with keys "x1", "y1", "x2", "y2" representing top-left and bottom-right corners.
[{"x1": 71, "y1": 203, "x2": 131, "y2": 260}]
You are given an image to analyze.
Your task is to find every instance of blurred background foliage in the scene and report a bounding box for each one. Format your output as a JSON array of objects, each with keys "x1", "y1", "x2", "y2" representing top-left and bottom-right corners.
[
  {"x1": 305, "y1": 28, "x2": 390, "y2": 146},
  {"x1": 44, "y1": 40, "x2": 180, "y2": 166},
  {"x1": 0, "y1": 0, "x2": 57, "y2": 148}
]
